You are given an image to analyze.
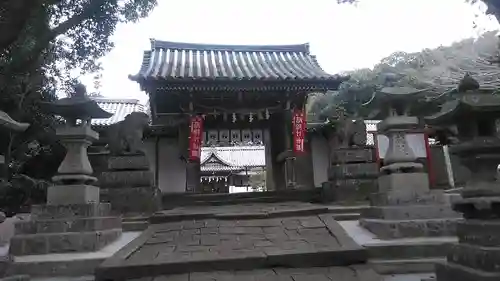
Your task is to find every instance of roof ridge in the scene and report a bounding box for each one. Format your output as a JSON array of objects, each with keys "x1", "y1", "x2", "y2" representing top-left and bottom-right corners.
[
  {"x1": 92, "y1": 98, "x2": 141, "y2": 104},
  {"x1": 201, "y1": 151, "x2": 236, "y2": 167},
  {"x1": 150, "y1": 39, "x2": 310, "y2": 53}
]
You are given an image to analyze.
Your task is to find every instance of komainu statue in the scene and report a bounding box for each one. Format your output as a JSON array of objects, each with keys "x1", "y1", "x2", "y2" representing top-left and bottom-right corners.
[
  {"x1": 107, "y1": 112, "x2": 150, "y2": 155},
  {"x1": 336, "y1": 118, "x2": 367, "y2": 147}
]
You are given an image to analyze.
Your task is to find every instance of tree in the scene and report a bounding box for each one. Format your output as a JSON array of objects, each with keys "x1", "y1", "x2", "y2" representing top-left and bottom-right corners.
[
  {"x1": 0, "y1": 0, "x2": 158, "y2": 179},
  {"x1": 307, "y1": 31, "x2": 500, "y2": 121},
  {"x1": 248, "y1": 168, "x2": 266, "y2": 192}
]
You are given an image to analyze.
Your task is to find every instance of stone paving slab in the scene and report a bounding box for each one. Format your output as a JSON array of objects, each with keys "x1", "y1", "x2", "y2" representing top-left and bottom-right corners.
[
  {"x1": 123, "y1": 265, "x2": 382, "y2": 281},
  {"x1": 96, "y1": 212, "x2": 366, "y2": 280}
]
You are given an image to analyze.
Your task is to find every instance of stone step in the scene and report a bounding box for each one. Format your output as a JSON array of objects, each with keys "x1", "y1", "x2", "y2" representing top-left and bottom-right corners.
[
  {"x1": 187, "y1": 196, "x2": 291, "y2": 206},
  {"x1": 327, "y1": 205, "x2": 369, "y2": 214},
  {"x1": 435, "y1": 260, "x2": 500, "y2": 281},
  {"x1": 366, "y1": 240, "x2": 454, "y2": 260},
  {"x1": 369, "y1": 258, "x2": 445, "y2": 275},
  {"x1": 14, "y1": 217, "x2": 121, "y2": 235},
  {"x1": 122, "y1": 265, "x2": 383, "y2": 281},
  {"x1": 8, "y1": 257, "x2": 105, "y2": 278},
  {"x1": 330, "y1": 213, "x2": 361, "y2": 221},
  {"x1": 8, "y1": 232, "x2": 140, "y2": 278},
  {"x1": 446, "y1": 243, "x2": 500, "y2": 273},
  {"x1": 359, "y1": 218, "x2": 460, "y2": 239},
  {"x1": 122, "y1": 221, "x2": 148, "y2": 232},
  {"x1": 0, "y1": 275, "x2": 30, "y2": 281},
  {"x1": 361, "y1": 205, "x2": 460, "y2": 220},
  {"x1": 10, "y1": 229, "x2": 122, "y2": 256},
  {"x1": 161, "y1": 189, "x2": 322, "y2": 209},
  {"x1": 96, "y1": 246, "x2": 367, "y2": 280},
  {"x1": 149, "y1": 206, "x2": 330, "y2": 224}
]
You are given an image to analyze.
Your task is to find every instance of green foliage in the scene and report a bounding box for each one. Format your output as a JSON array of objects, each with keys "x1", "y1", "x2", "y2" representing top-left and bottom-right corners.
[
  {"x1": 0, "y1": 0, "x2": 157, "y2": 179},
  {"x1": 307, "y1": 31, "x2": 500, "y2": 121},
  {"x1": 248, "y1": 168, "x2": 267, "y2": 192},
  {"x1": 0, "y1": 175, "x2": 49, "y2": 216}
]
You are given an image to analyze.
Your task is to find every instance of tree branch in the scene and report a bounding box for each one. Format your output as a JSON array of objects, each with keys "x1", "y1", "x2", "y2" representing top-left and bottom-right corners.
[
  {"x1": 49, "y1": 0, "x2": 108, "y2": 40},
  {"x1": 8, "y1": 0, "x2": 108, "y2": 74},
  {"x1": 0, "y1": 0, "x2": 41, "y2": 52}
]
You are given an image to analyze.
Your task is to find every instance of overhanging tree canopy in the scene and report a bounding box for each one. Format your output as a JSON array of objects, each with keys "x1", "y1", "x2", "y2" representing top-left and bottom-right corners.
[
  {"x1": 0, "y1": 0, "x2": 158, "y2": 179},
  {"x1": 308, "y1": 30, "x2": 500, "y2": 122}
]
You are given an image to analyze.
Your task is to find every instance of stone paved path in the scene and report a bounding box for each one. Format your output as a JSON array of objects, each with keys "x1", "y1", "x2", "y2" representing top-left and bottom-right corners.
[{"x1": 95, "y1": 203, "x2": 372, "y2": 281}]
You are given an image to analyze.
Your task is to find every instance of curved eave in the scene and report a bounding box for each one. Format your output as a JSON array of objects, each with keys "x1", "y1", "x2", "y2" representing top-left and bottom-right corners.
[{"x1": 129, "y1": 75, "x2": 348, "y2": 92}]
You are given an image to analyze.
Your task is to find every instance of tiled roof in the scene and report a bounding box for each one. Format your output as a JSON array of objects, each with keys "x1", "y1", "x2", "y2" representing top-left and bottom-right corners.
[
  {"x1": 130, "y1": 40, "x2": 346, "y2": 90},
  {"x1": 93, "y1": 98, "x2": 145, "y2": 126},
  {"x1": 201, "y1": 146, "x2": 265, "y2": 172}
]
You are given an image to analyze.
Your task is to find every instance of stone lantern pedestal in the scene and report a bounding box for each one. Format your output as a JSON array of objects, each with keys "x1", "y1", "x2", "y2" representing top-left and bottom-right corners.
[
  {"x1": 435, "y1": 138, "x2": 500, "y2": 281},
  {"x1": 8, "y1": 125, "x2": 121, "y2": 275},
  {"x1": 359, "y1": 116, "x2": 460, "y2": 238}
]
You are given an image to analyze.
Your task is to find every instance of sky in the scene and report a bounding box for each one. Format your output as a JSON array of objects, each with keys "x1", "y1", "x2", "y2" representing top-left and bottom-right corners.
[{"x1": 81, "y1": 0, "x2": 499, "y2": 104}]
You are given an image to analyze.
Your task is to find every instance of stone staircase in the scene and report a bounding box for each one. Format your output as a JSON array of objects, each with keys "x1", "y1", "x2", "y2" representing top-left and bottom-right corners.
[
  {"x1": 95, "y1": 203, "x2": 382, "y2": 281},
  {"x1": 161, "y1": 189, "x2": 323, "y2": 209}
]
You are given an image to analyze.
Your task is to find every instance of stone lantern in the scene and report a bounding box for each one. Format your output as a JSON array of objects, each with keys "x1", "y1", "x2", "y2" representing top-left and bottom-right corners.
[
  {"x1": 426, "y1": 76, "x2": 500, "y2": 281},
  {"x1": 40, "y1": 83, "x2": 113, "y2": 203},
  {"x1": 9, "y1": 84, "x2": 122, "y2": 277},
  {"x1": 359, "y1": 86, "x2": 460, "y2": 239}
]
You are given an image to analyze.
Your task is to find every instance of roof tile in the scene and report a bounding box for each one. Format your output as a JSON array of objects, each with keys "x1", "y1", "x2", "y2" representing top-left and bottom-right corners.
[
  {"x1": 131, "y1": 40, "x2": 343, "y2": 83},
  {"x1": 93, "y1": 98, "x2": 145, "y2": 126}
]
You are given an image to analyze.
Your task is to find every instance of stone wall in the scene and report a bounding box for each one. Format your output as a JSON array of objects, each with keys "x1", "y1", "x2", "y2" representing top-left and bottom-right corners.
[{"x1": 322, "y1": 147, "x2": 378, "y2": 203}]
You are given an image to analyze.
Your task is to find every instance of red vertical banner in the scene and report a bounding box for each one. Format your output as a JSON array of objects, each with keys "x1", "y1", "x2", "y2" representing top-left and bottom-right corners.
[
  {"x1": 189, "y1": 115, "x2": 204, "y2": 161},
  {"x1": 292, "y1": 109, "x2": 306, "y2": 153}
]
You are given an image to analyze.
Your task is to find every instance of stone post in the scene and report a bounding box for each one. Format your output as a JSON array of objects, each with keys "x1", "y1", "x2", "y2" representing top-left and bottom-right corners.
[
  {"x1": 186, "y1": 161, "x2": 201, "y2": 193},
  {"x1": 359, "y1": 116, "x2": 460, "y2": 239},
  {"x1": 284, "y1": 155, "x2": 296, "y2": 189}
]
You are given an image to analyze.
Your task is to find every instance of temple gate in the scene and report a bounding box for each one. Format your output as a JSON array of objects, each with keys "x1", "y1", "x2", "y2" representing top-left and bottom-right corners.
[{"x1": 130, "y1": 40, "x2": 346, "y2": 193}]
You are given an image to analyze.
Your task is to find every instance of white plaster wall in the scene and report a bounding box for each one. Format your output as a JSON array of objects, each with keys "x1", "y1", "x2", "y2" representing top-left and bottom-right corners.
[
  {"x1": 310, "y1": 135, "x2": 329, "y2": 187},
  {"x1": 157, "y1": 137, "x2": 186, "y2": 193}
]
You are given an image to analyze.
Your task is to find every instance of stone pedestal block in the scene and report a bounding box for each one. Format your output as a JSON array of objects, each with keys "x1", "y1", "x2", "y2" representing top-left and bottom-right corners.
[
  {"x1": 10, "y1": 203, "x2": 122, "y2": 256},
  {"x1": 328, "y1": 163, "x2": 379, "y2": 180},
  {"x1": 9, "y1": 228, "x2": 121, "y2": 255},
  {"x1": 330, "y1": 147, "x2": 375, "y2": 164},
  {"x1": 106, "y1": 155, "x2": 149, "y2": 170},
  {"x1": 31, "y1": 203, "x2": 111, "y2": 219},
  {"x1": 362, "y1": 205, "x2": 458, "y2": 220},
  {"x1": 100, "y1": 186, "x2": 160, "y2": 215},
  {"x1": 322, "y1": 147, "x2": 378, "y2": 203},
  {"x1": 98, "y1": 155, "x2": 160, "y2": 215},
  {"x1": 14, "y1": 216, "x2": 121, "y2": 234},
  {"x1": 361, "y1": 172, "x2": 460, "y2": 238},
  {"x1": 46, "y1": 184, "x2": 100, "y2": 205},
  {"x1": 378, "y1": 172, "x2": 430, "y2": 194},
  {"x1": 321, "y1": 179, "x2": 377, "y2": 203},
  {"x1": 436, "y1": 197, "x2": 500, "y2": 281},
  {"x1": 99, "y1": 170, "x2": 153, "y2": 188},
  {"x1": 359, "y1": 218, "x2": 458, "y2": 239}
]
